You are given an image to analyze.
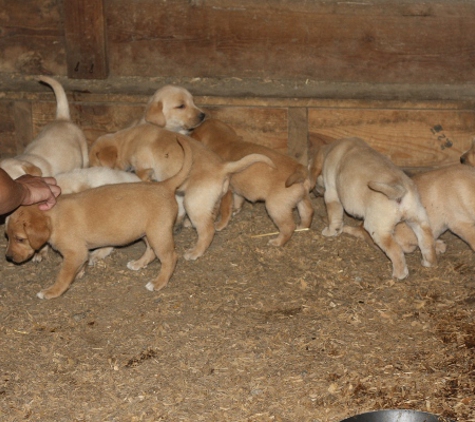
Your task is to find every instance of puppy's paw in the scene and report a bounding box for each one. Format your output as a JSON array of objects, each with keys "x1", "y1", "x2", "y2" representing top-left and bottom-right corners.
[
  {"x1": 127, "y1": 260, "x2": 146, "y2": 271},
  {"x1": 184, "y1": 249, "x2": 201, "y2": 261},
  {"x1": 392, "y1": 266, "x2": 409, "y2": 280},
  {"x1": 322, "y1": 226, "x2": 341, "y2": 237},
  {"x1": 183, "y1": 218, "x2": 193, "y2": 228},
  {"x1": 37, "y1": 289, "x2": 57, "y2": 300},
  {"x1": 145, "y1": 282, "x2": 155, "y2": 291},
  {"x1": 32, "y1": 253, "x2": 44, "y2": 263},
  {"x1": 435, "y1": 239, "x2": 447, "y2": 254}
]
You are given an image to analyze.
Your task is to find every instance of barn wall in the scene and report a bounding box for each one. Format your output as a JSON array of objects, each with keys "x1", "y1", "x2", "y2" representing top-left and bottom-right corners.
[{"x1": 1, "y1": 0, "x2": 474, "y2": 168}]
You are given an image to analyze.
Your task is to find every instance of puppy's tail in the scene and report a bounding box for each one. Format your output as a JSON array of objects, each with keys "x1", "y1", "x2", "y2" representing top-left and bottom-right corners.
[
  {"x1": 223, "y1": 153, "x2": 275, "y2": 175},
  {"x1": 36, "y1": 76, "x2": 71, "y2": 121},
  {"x1": 285, "y1": 165, "x2": 308, "y2": 188},
  {"x1": 368, "y1": 180, "x2": 406, "y2": 201},
  {"x1": 163, "y1": 136, "x2": 193, "y2": 191}
]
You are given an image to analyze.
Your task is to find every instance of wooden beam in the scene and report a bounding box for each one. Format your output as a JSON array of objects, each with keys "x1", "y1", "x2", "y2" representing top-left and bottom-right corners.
[{"x1": 63, "y1": 0, "x2": 108, "y2": 79}]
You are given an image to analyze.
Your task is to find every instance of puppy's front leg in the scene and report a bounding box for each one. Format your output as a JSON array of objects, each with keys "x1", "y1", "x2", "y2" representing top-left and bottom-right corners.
[
  {"x1": 322, "y1": 191, "x2": 344, "y2": 237},
  {"x1": 37, "y1": 248, "x2": 89, "y2": 299}
]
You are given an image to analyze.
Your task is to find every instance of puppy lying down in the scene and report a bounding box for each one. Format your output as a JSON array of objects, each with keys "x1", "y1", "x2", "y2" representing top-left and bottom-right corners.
[
  {"x1": 5, "y1": 137, "x2": 192, "y2": 299},
  {"x1": 308, "y1": 137, "x2": 437, "y2": 280},
  {"x1": 392, "y1": 165, "x2": 475, "y2": 254}
]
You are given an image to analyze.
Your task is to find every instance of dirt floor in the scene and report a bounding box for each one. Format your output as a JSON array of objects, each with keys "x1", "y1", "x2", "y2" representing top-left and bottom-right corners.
[{"x1": 0, "y1": 195, "x2": 474, "y2": 422}]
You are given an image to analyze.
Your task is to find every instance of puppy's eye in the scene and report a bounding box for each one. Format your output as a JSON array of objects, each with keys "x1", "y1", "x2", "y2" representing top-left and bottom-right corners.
[
  {"x1": 176, "y1": 104, "x2": 185, "y2": 109},
  {"x1": 15, "y1": 236, "x2": 26, "y2": 243}
]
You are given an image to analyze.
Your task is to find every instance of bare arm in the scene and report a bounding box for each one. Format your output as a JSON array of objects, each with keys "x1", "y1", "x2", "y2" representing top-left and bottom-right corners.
[{"x1": 0, "y1": 169, "x2": 61, "y2": 215}]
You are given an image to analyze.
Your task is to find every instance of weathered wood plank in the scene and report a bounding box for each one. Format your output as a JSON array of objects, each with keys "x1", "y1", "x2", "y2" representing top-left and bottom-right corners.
[
  {"x1": 13, "y1": 102, "x2": 33, "y2": 154},
  {"x1": 308, "y1": 108, "x2": 475, "y2": 168},
  {"x1": 0, "y1": 102, "x2": 16, "y2": 157},
  {"x1": 107, "y1": 0, "x2": 475, "y2": 84},
  {"x1": 63, "y1": 0, "x2": 108, "y2": 79},
  {"x1": 287, "y1": 108, "x2": 308, "y2": 164}
]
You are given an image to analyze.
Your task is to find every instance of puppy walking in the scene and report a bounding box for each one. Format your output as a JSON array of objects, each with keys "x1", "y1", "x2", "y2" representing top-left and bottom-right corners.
[
  {"x1": 5, "y1": 137, "x2": 193, "y2": 299},
  {"x1": 308, "y1": 137, "x2": 437, "y2": 280},
  {"x1": 0, "y1": 76, "x2": 88, "y2": 178}
]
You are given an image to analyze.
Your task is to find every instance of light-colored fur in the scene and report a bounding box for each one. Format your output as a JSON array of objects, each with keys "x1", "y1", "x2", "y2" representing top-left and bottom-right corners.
[
  {"x1": 460, "y1": 138, "x2": 475, "y2": 166},
  {"x1": 89, "y1": 123, "x2": 275, "y2": 260},
  {"x1": 191, "y1": 118, "x2": 314, "y2": 246},
  {"x1": 308, "y1": 137, "x2": 437, "y2": 280},
  {"x1": 0, "y1": 76, "x2": 88, "y2": 178},
  {"x1": 5, "y1": 137, "x2": 193, "y2": 300},
  {"x1": 55, "y1": 167, "x2": 141, "y2": 195},
  {"x1": 392, "y1": 165, "x2": 475, "y2": 254},
  {"x1": 139, "y1": 85, "x2": 205, "y2": 134}
]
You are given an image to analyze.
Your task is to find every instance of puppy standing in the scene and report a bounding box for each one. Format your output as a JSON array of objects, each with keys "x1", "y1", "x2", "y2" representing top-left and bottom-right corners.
[
  {"x1": 392, "y1": 165, "x2": 475, "y2": 254},
  {"x1": 5, "y1": 137, "x2": 193, "y2": 300},
  {"x1": 139, "y1": 85, "x2": 206, "y2": 134},
  {"x1": 308, "y1": 137, "x2": 437, "y2": 280},
  {"x1": 0, "y1": 76, "x2": 88, "y2": 178},
  {"x1": 191, "y1": 118, "x2": 314, "y2": 246},
  {"x1": 89, "y1": 123, "x2": 275, "y2": 260}
]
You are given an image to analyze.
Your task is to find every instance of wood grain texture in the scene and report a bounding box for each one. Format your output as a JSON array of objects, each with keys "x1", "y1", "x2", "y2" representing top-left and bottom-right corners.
[
  {"x1": 63, "y1": 0, "x2": 108, "y2": 79},
  {"x1": 308, "y1": 107, "x2": 475, "y2": 168}
]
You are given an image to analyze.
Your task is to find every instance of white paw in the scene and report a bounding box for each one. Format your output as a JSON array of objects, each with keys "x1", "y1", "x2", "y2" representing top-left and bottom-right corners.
[
  {"x1": 127, "y1": 261, "x2": 145, "y2": 271},
  {"x1": 145, "y1": 282, "x2": 155, "y2": 291},
  {"x1": 37, "y1": 291, "x2": 46, "y2": 300},
  {"x1": 435, "y1": 239, "x2": 447, "y2": 254},
  {"x1": 322, "y1": 227, "x2": 341, "y2": 237}
]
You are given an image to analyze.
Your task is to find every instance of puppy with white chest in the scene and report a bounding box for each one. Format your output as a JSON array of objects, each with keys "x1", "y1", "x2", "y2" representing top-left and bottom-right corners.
[
  {"x1": 191, "y1": 118, "x2": 314, "y2": 246},
  {"x1": 308, "y1": 137, "x2": 437, "y2": 280},
  {"x1": 89, "y1": 123, "x2": 275, "y2": 261},
  {"x1": 0, "y1": 76, "x2": 88, "y2": 178},
  {"x1": 392, "y1": 165, "x2": 475, "y2": 254},
  {"x1": 5, "y1": 137, "x2": 193, "y2": 300},
  {"x1": 139, "y1": 84, "x2": 206, "y2": 134}
]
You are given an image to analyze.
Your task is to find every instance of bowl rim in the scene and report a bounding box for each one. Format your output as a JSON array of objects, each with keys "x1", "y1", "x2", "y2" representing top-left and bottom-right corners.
[{"x1": 340, "y1": 408, "x2": 455, "y2": 422}]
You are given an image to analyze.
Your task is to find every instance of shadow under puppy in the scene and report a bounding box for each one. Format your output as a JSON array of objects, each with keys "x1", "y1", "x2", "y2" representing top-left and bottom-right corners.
[
  {"x1": 460, "y1": 138, "x2": 475, "y2": 166},
  {"x1": 392, "y1": 165, "x2": 475, "y2": 254},
  {"x1": 89, "y1": 123, "x2": 274, "y2": 260},
  {"x1": 308, "y1": 137, "x2": 437, "y2": 280},
  {"x1": 191, "y1": 118, "x2": 314, "y2": 246},
  {"x1": 5, "y1": 137, "x2": 193, "y2": 300},
  {"x1": 0, "y1": 76, "x2": 88, "y2": 178}
]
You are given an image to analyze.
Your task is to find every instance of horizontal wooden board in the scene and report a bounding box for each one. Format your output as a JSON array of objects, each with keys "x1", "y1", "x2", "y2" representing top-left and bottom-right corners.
[{"x1": 308, "y1": 108, "x2": 475, "y2": 168}]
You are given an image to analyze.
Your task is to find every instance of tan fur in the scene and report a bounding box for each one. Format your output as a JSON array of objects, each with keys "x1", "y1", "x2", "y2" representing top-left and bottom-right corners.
[
  {"x1": 89, "y1": 123, "x2": 275, "y2": 260},
  {"x1": 139, "y1": 85, "x2": 205, "y2": 134},
  {"x1": 460, "y1": 138, "x2": 475, "y2": 166},
  {"x1": 0, "y1": 76, "x2": 88, "y2": 178},
  {"x1": 308, "y1": 137, "x2": 437, "y2": 280},
  {"x1": 391, "y1": 165, "x2": 475, "y2": 254},
  {"x1": 5, "y1": 137, "x2": 193, "y2": 299},
  {"x1": 191, "y1": 118, "x2": 314, "y2": 246}
]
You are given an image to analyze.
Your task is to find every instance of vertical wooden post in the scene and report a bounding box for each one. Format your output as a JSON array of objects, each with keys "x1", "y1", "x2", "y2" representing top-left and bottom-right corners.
[
  {"x1": 63, "y1": 0, "x2": 108, "y2": 79},
  {"x1": 288, "y1": 108, "x2": 308, "y2": 164}
]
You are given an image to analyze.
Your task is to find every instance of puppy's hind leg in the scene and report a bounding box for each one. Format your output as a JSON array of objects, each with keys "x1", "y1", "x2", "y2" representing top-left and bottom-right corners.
[
  {"x1": 215, "y1": 189, "x2": 233, "y2": 231},
  {"x1": 37, "y1": 248, "x2": 89, "y2": 299},
  {"x1": 449, "y1": 220, "x2": 475, "y2": 252},
  {"x1": 296, "y1": 193, "x2": 314, "y2": 229},
  {"x1": 144, "y1": 231, "x2": 178, "y2": 292},
  {"x1": 322, "y1": 190, "x2": 344, "y2": 237},
  {"x1": 366, "y1": 222, "x2": 408, "y2": 280},
  {"x1": 406, "y1": 219, "x2": 437, "y2": 268}
]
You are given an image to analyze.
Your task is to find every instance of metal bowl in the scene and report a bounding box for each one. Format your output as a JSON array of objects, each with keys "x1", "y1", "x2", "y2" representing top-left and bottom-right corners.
[{"x1": 340, "y1": 409, "x2": 455, "y2": 422}]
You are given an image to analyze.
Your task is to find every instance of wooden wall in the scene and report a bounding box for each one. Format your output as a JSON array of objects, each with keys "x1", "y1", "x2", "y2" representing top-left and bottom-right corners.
[{"x1": 1, "y1": 0, "x2": 474, "y2": 168}]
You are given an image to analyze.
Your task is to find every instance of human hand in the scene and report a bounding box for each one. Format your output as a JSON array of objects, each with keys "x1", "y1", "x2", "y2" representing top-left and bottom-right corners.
[{"x1": 16, "y1": 174, "x2": 61, "y2": 210}]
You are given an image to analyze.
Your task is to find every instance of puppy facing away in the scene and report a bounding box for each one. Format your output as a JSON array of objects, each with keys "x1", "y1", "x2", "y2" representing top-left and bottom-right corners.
[
  {"x1": 460, "y1": 138, "x2": 475, "y2": 166},
  {"x1": 5, "y1": 137, "x2": 193, "y2": 300},
  {"x1": 0, "y1": 76, "x2": 88, "y2": 178},
  {"x1": 139, "y1": 85, "x2": 206, "y2": 134},
  {"x1": 89, "y1": 123, "x2": 275, "y2": 260},
  {"x1": 392, "y1": 165, "x2": 475, "y2": 254},
  {"x1": 191, "y1": 118, "x2": 314, "y2": 246},
  {"x1": 308, "y1": 137, "x2": 437, "y2": 280}
]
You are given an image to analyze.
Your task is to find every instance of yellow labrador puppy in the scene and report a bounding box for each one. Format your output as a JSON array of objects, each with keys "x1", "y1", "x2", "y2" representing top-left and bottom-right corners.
[
  {"x1": 5, "y1": 137, "x2": 192, "y2": 300},
  {"x1": 139, "y1": 85, "x2": 205, "y2": 134},
  {"x1": 308, "y1": 137, "x2": 437, "y2": 280},
  {"x1": 0, "y1": 76, "x2": 88, "y2": 178},
  {"x1": 393, "y1": 165, "x2": 475, "y2": 253}
]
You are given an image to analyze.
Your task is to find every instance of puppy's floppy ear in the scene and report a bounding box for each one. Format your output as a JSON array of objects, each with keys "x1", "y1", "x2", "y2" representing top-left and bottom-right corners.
[
  {"x1": 22, "y1": 162, "x2": 42, "y2": 176},
  {"x1": 135, "y1": 168, "x2": 154, "y2": 181},
  {"x1": 94, "y1": 146, "x2": 118, "y2": 168},
  {"x1": 24, "y1": 210, "x2": 51, "y2": 251},
  {"x1": 145, "y1": 102, "x2": 166, "y2": 127}
]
